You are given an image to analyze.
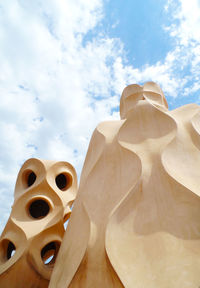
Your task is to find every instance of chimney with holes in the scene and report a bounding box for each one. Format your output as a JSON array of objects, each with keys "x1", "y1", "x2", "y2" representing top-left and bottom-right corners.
[{"x1": 0, "y1": 158, "x2": 77, "y2": 288}]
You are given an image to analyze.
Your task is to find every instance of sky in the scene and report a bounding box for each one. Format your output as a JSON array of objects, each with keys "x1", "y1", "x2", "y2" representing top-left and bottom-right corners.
[{"x1": 0, "y1": 0, "x2": 200, "y2": 232}]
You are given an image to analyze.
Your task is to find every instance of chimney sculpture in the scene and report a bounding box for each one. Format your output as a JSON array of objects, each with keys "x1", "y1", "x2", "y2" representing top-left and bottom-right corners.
[
  {"x1": 0, "y1": 158, "x2": 77, "y2": 288},
  {"x1": 49, "y1": 82, "x2": 200, "y2": 288}
]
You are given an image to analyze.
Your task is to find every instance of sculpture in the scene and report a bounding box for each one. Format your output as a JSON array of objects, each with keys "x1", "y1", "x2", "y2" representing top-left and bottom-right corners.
[
  {"x1": 49, "y1": 82, "x2": 200, "y2": 288},
  {"x1": 0, "y1": 158, "x2": 77, "y2": 288},
  {"x1": 1, "y1": 81, "x2": 200, "y2": 288}
]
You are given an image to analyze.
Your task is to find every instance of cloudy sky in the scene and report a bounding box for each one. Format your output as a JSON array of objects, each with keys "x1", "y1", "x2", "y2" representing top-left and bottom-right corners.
[{"x1": 0, "y1": 0, "x2": 200, "y2": 232}]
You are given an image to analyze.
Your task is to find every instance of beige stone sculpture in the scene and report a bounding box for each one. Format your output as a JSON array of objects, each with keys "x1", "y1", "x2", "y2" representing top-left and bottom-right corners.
[
  {"x1": 49, "y1": 82, "x2": 200, "y2": 288},
  {"x1": 0, "y1": 158, "x2": 77, "y2": 288}
]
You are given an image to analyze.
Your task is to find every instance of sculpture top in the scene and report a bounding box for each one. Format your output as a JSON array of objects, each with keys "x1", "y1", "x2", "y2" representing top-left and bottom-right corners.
[{"x1": 120, "y1": 81, "x2": 168, "y2": 119}]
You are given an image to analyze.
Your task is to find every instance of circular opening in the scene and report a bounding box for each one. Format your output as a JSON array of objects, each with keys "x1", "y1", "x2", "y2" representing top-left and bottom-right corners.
[
  {"x1": 0, "y1": 239, "x2": 16, "y2": 263},
  {"x1": 23, "y1": 170, "x2": 37, "y2": 188},
  {"x1": 27, "y1": 171, "x2": 36, "y2": 187},
  {"x1": 41, "y1": 241, "x2": 60, "y2": 265},
  {"x1": 7, "y1": 241, "x2": 16, "y2": 259},
  {"x1": 29, "y1": 199, "x2": 50, "y2": 219},
  {"x1": 55, "y1": 173, "x2": 72, "y2": 191}
]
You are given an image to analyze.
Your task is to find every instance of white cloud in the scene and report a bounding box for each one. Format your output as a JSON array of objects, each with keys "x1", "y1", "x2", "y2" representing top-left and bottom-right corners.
[
  {"x1": 168, "y1": 0, "x2": 200, "y2": 44},
  {"x1": 112, "y1": 0, "x2": 200, "y2": 101},
  {"x1": 161, "y1": 0, "x2": 200, "y2": 96},
  {"x1": 0, "y1": 0, "x2": 122, "y2": 232}
]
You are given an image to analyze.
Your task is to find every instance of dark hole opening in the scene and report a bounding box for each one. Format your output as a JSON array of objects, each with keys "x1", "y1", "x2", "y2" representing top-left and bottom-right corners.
[
  {"x1": 27, "y1": 171, "x2": 36, "y2": 187},
  {"x1": 41, "y1": 242, "x2": 60, "y2": 265},
  {"x1": 55, "y1": 173, "x2": 68, "y2": 190},
  {"x1": 7, "y1": 241, "x2": 16, "y2": 260},
  {"x1": 29, "y1": 199, "x2": 49, "y2": 219}
]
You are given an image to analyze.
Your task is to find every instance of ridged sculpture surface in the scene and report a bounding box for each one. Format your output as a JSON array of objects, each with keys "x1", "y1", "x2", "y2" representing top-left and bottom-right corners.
[{"x1": 1, "y1": 82, "x2": 200, "y2": 288}]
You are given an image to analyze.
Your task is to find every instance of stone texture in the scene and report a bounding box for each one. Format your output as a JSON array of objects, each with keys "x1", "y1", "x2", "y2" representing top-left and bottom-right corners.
[
  {"x1": 50, "y1": 82, "x2": 200, "y2": 288},
  {"x1": 0, "y1": 158, "x2": 77, "y2": 288}
]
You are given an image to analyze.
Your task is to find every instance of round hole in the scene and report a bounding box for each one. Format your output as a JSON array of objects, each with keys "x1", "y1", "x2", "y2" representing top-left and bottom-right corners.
[
  {"x1": 7, "y1": 241, "x2": 16, "y2": 260},
  {"x1": 41, "y1": 242, "x2": 60, "y2": 265},
  {"x1": 55, "y1": 173, "x2": 72, "y2": 191},
  {"x1": 27, "y1": 171, "x2": 36, "y2": 187},
  {"x1": 29, "y1": 199, "x2": 50, "y2": 219},
  {"x1": 23, "y1": 170, "x2": 37, "y2": 188},
  {"x1": 22, "y1": 170, "x2": 37, "y2": 189},
  {"x1": 0, "y1": 239, "x2": 16, "y2": 263}
]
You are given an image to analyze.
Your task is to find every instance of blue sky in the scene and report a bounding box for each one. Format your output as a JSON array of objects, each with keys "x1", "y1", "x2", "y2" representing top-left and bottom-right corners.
[
  {"x1": 0, "y1": 0, "x2": 200, "y2": 232},
  {"x1": 103, "y1": 0, "x2": 173, "y2": 66}
]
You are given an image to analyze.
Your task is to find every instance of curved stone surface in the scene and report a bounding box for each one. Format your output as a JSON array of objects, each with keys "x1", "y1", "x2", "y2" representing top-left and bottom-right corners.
[
  {"x1": 50, "y1": 81, "x2": 200, "y2": 288},
  {"x1": 0, "y1": 158, "x2": 77, "y2": 288}
]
